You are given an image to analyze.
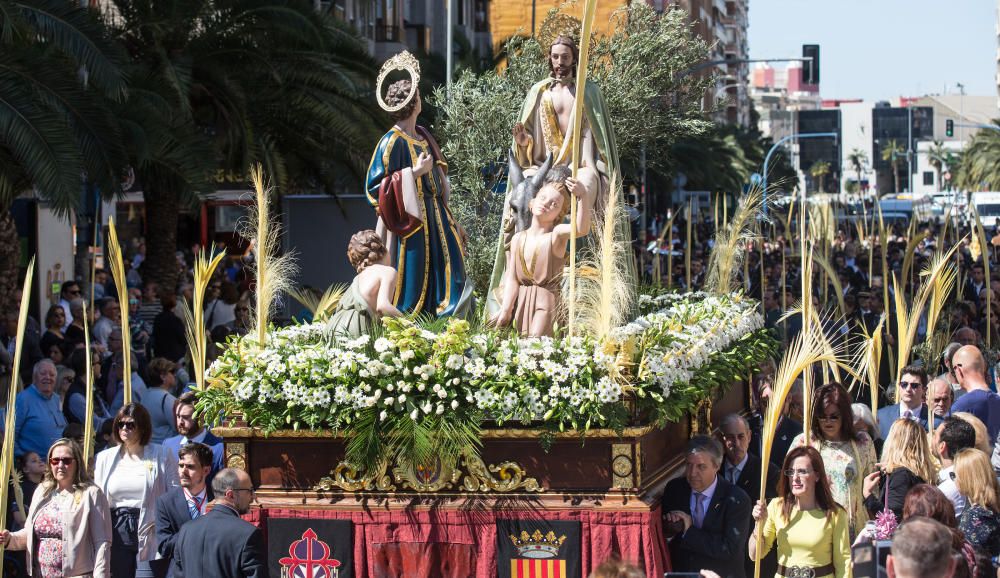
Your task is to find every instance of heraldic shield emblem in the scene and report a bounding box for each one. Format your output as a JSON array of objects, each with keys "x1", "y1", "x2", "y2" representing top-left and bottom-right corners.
[
  {"x1": 268, "y1": 518, "x2": 353, "y2": 578},
  {"x1": 496, "y1": 520, "x2": 582, "y2": 578}
]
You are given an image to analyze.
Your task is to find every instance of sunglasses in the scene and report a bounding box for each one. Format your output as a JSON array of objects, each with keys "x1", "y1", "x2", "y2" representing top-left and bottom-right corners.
[
  {"x1": 898, "y1": 381, "x2": 923, "y2": 390},
  {"x1": 49, "y1": 457, "x2": 75, "y2": 466},
  {"x1": 67, "y1": 290, "x2": 81, "y2": 295},
  {"x1": 784, "y1": 468, "x2": 813, "y2": 478},
  {"x1": 817, "y1": 414, "x2": 841, "y2": 422},
  {"x1": 118, "y1": 421, "x2": 137, "y2": 431}
]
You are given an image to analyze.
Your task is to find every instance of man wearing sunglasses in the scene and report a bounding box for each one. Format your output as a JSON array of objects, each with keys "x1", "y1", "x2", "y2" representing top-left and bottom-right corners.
[
  {"x1": 57, "y1": 280, "x2": 81, "y2": 330},
  {"x1": 876, "y1": 364, "x2": 929, "y2": 440}
]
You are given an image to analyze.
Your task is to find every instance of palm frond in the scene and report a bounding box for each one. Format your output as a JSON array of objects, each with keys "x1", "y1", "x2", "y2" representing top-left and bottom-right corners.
[
  {"x1": 245, "y1": 164, "x2": 297, "y2": 348},
  {"x1": 106, "y1": 217, "x2": 132, "y2": 404},
  {"x1": 706, "y1": 183, "x2": 763, "y2": 294},
  {"x1": 184, "y1": 248, "x2": 226, "y2": 390}
]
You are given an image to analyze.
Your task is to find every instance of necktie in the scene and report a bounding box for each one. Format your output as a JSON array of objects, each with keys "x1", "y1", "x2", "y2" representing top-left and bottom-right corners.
[
  {"x1": 188, "y1": 495, "x2": 203, "y2": 519},
  {"x1": 728, "y1": 466, "x2": 739, "y2": 484},
  {"x1": 904, "y1": 410, "x2": 913, "y2": 420},
  {"x1": 693, "y1": 492, "x2": 706, "y2": 529}
]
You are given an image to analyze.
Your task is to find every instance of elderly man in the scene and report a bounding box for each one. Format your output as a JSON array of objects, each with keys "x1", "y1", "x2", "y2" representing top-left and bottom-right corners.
[
  {"x1": 950, "y1": 345, "x2": 1000, "y2": 442},
  {"x1": 14, "y1": 360, "x2": 67, "y2": 457},
  {"x1": 927, "y1": 378, "x2": 954, "y2": 422},
  {"x1": 92, "y1": 298, "x2": 120, "y2": 348},
  {"x1": 719, "y1": 414, "x2": 778, "y2": 578},
  {"x1": 876, "y1": 364, "x2": 929, "y2": 440},
  {"x1": 661, "y1": 435, "x2": 752, "y2": 578},
  {"x1": 887, "y1": 517, "x2": 956, "y2": 578}
]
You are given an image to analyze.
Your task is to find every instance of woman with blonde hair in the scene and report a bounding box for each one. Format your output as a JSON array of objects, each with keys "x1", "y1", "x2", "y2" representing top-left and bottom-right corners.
[
  {"x1": 951, "y1": 412, "x2": 992, "y2": 454},
  {"x1": 862, "y1": 418, "x2": 936, "y2": 520},
  {"x1": 952, "y1": 448, "x2": 1000, "y2": 564},
  {"x1": 0, "y1": 438, "x2": 112, "y2": 577}
]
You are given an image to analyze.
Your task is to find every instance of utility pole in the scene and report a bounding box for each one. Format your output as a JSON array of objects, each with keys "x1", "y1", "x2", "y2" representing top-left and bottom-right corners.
[{"x1": 906, "y1": 103, "x2": 913, "y2": 193}]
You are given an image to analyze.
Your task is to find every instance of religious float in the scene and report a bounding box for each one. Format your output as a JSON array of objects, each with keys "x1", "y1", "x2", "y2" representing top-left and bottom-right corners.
[{"x1": 191, "y1": 13, "x2": 778, "y2": 578}]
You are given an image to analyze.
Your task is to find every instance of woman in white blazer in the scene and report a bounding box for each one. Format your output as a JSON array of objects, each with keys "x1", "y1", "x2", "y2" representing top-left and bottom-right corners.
[
  {"x1": 0, "y1": 438, "x2": 112, "y2": 577},
  {"x1": 94, "y1": 403, "x2": 178, "y2": 578}
]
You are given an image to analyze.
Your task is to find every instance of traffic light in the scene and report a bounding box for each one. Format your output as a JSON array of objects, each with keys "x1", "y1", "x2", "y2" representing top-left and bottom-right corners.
[
  {"x1": 802, "y1": 44, "x2": 820, "y2": 85},
  {"x1": 946, "y1": 119, "x2": 954, "y2": 138}
]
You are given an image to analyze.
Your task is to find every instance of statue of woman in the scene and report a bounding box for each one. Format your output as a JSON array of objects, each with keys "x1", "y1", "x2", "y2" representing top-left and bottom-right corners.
[
  {"x1": 366, "y1": 51, "x2": 472, "y2": 319},
  {"x1": 327, "y1": 230, "x2": 402, "y2": 339}
]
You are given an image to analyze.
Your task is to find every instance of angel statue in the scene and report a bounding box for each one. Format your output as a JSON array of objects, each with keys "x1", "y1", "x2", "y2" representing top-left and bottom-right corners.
[
  {"x1": 486, "y1": 21, "x2": 623, "y2": 314},
  {"x1": 366, "y1": 51, "x2": 473, "y2": 319}
]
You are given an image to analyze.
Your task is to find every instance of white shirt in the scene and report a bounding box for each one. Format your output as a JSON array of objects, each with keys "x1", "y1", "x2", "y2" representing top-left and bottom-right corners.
[
  {"x1": 724, "y1": 454, "x2": 749, "y2": 485},
  {"x1": 107, "y1": 458, "x2": 147, "y2": 508},
  {"x1": 938, "y1": 466, "x2": 967, "y2": 517}
]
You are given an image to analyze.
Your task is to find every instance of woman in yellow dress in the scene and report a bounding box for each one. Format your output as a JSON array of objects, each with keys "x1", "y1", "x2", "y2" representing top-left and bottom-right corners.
[{"x1": 749, "y1": 445, "x2": 851, "y2": 578}]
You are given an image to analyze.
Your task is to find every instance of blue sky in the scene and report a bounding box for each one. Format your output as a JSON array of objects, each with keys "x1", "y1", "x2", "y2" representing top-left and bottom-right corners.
[{"x1": 748, "y1": 0, "x2": 997, "y2": 101}]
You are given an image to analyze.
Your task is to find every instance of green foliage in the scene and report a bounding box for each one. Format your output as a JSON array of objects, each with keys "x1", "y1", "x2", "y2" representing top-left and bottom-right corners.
[
  {"x1": 0, "y1": 0, "x2": 129, "y2": 214},
  {"x1": 429, "y1": 1, "x2": 712, "y2": 293},
  {"x1": 957, "y1": 123, "x2": 1000, "y2": 192}
]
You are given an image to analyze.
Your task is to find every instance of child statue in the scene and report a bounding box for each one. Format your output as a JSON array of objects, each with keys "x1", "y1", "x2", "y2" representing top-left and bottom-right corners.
[
  {"x1": 491, "y1": 168, "x2": 588, "y2": 337},
  {"x1": 327, "y1": 230, "x2": 402, "y2": 339}
]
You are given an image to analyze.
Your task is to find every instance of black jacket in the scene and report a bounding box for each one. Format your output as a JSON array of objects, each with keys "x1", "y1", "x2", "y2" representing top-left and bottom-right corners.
[
  {"x1": 661, "y1": 475, "x2": 752, "y2": 578},
  {"x1": 172, "y1": 503, "x2": 266, "y2": 578},
  {"x1": 156, "y1": 486, "x2": 216, "y2": 578},
  {"x1": 863, "y1": 466, "x2": 924, "y2": 521}
]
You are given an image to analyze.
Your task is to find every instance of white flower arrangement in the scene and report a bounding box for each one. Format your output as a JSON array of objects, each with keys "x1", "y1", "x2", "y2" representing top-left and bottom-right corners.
[{"x1": 203, "y1": 292, "x2": 773, "y2": 434}]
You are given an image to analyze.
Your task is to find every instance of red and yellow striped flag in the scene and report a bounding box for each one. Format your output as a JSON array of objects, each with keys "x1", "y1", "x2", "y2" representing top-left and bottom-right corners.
[{"x1": 511, "y1": 559, "x2": 567, "y2": 578}]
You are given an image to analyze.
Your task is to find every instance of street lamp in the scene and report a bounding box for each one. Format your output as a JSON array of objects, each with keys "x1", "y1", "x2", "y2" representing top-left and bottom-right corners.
[{"x1": 761, "y1": 131, "x2": 838, "y2": 216}]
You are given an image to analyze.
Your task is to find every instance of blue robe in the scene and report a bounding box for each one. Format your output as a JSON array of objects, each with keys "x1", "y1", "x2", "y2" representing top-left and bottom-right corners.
[{"x1": 366, "y1": 126, "x2": 469, "y2": 317}]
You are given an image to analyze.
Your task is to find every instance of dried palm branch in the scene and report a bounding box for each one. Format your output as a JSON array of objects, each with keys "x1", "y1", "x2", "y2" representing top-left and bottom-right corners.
[
  {"x1": 706, "y1": 185, "x2": 763, "y2": 295},
  {"x1": 82, "y1": 303, "x2": 95, "y2": 469},
  {"x1": 244, "y1": 164, "x2": 298, "y2": 349},
  {"x1": 685, "y1": 200, "x2": 693, "y2": 290},
  {"x1": 0, "y1": 258, "x2": 34, "y2": 556},
  {"x1": 971, "y1": 204, "x2": 992, "y2": 349},
  {"x1": 183, "y1": 248, "x2": 226, "y2": 391},
  {"x1": 852, "y1": 314, "x2": 885, "y2": 418},
  {"x1": 755, "y1": 320, "x2": 845, "y2": 578},
  {"x1": 575, "y1": 172, "x2": 635, "y2": 341},
  {"x1": 892, "y1": 244, "x2": 963, "y2": 400},
  {"x1": 901, "y1": 227, "x2": 927, "y2": 291},
  {"x1": 811, "y1": 252, "x2": 847, "y2": 321},
  {"x1": 10, "y1": 470, "x2": 23, "y2": 520},
  {"x1": 654, "y1": 209, "x2": 678, "y2": 287},
  {"x1": 877, "y1": 207, "x2": 894, "y2": 374},
  {"x1": 106, "y1": 217, "x2": 133, "y2": 405},
  {"x1": 287, "y1": 284, "x2": 349, "y2": 322}
]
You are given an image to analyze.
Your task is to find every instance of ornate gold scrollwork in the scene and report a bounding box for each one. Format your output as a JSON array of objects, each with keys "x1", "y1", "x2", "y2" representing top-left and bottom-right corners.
[
  {"x1": 225, "y1": 442, "x2": 247, "y2": 471},
  {"x1": 315, "y1": 461, "x2": 396, "y2": 492},
  {"x1": 460, "y1": 452, "x2": 542, "y2": 493},
  {"x1": 312, "y1": 453, "x2": 542, "y2": 493}
]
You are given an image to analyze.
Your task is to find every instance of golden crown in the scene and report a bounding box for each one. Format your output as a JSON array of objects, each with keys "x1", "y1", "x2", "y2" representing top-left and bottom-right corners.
[
  {"x1": 376, "y1": 51, "x2": 421, "y2": 113},
  {"x1": 509, "y1": 529, "x2": 567, "y2": 559}
]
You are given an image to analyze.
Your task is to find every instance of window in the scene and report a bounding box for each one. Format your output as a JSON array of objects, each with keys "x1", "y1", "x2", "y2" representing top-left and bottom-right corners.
[{"x1": 923, "y1": 171, "x2": 934, "y2": 186}]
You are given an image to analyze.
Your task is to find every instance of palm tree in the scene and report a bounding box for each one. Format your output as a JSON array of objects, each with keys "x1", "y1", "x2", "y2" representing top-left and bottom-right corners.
[
  {"x1": 881, "y1": 139, "x2": 904, "y2": 194},
  {"x1": 847, "y1": 148, "x2": 868, "y2": 195},
  {"x1": 809, "y1": 160, "x2": 831, "y2": 193},
  {"x1": 957, "y1": 124, "x2": 1000, "y2": 192},
  {"x1": 0, "y1": 0, "x2": 129, "y2": 309},
  {"x1": 105, "y1": 0, "x2": 384, "y2": 289},
  {"x1": 927, "y1": 140, "x2": 949, "y2": 192}
]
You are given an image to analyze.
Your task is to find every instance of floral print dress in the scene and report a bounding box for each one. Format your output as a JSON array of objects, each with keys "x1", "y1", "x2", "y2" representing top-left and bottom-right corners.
[
  {"x1": 959, "y1": 504, "x2": 1000, "y2": 560},
  {"x1": 32, "y1": 492, "x2": 70, "y2": 578},
  {"x1": 790, "y1": 432, "x2": 877, "y2": 540}
]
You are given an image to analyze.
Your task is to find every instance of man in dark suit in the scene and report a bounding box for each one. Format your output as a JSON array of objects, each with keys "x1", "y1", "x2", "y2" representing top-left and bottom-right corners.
[
  {"x1": 719, "y1": 414, "x2": 779, "y2": 578},
  {"x1": 162, "y1": 392, "x2": 224, "y2": 480},
  {"x1": 155, "y1": 442, "x2": 215, "y2": 577},
  {"x1": 876, "y1": 364, "x2": 929, "y2": 440},
  {"x1": 172, "y1": 468, "x2": 266, "y2": 578},
  {"x1": 661, "y1": 435, "x2": 752, "y2": 578},
  {"x1": 768, "y1": 381, "x2": 803, "y2": 467}
]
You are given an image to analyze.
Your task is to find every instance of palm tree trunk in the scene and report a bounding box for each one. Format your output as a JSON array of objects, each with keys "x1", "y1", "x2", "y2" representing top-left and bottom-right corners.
[
  {"x1": 936, "y1": 167, "x2": 943, "y2": 191},
  {"x1": 0, "y1": 210, "x2": 20, "y2": 312},
  {"x1": 142, "y1": 185, "x2": 181, "y2": 292},
  {"x1": 893, "y1": 163, "x2": 900, "y2": 194}
]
